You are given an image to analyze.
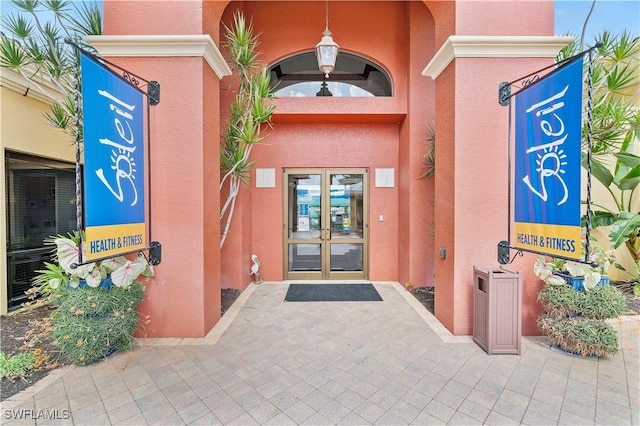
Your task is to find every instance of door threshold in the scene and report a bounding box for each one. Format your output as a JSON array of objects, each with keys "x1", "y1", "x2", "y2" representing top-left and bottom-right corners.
[{"x1": 283, "y1": 279, "x2": 372, "y2": 284}]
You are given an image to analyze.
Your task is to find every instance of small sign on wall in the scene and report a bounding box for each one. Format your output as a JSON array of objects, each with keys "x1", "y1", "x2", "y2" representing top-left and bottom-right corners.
[
  {"x1": 256, "y1": 168, "x2": 276, "y2": 188},
  {"x1": 375, "y1": 168, "x2": 395, "y2": 187}
]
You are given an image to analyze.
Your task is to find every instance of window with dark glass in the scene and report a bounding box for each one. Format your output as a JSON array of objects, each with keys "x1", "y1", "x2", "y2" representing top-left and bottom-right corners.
[
  {"x1": 269, "y1": 51, "x2": 393, "y2": 97},
  {"x1": 5, "y1": 151, "x2": 77, "y2": 309}
]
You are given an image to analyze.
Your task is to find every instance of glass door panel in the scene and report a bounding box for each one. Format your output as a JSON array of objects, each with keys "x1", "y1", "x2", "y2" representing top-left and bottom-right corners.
[
  {"x1": 287, "y1": 173, "x2": 322, "y2": 240},
  {"x1": 326, "y1": 173, "x2": 365, "y2": 278},
  {"x1": 284, "y1": 169, "x2": 368, "y2": 280},
  {"x1": 328, "y1": 173, "x2": 364, "y2": 239},
  {"x1": 285, "y1": 172, "x2": 324, "y2": 280},
  {"x1": 288, "y1": 244, "x2": 321, "y2": 271},
  {"x1": 330, "y1": 244, "x2": 363, "y2": 272}
]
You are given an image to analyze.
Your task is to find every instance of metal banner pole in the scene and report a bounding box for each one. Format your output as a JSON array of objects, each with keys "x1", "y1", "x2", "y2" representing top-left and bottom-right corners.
[{"x1": 72, "y1": 53, "x2": 84, "y2": 264}]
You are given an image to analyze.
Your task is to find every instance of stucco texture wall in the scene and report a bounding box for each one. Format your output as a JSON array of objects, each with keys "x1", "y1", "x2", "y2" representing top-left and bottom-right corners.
[
  {"x1": 249, "y1": 122, "x2": 402, "y2": 281},
  {"x1": 432, "y1": 0, "x2": 556, "y2": 335},
  {"x1": 222, "y1": 1, "x2": 434, "y2": 288},
  {"x1": 103, "y1": 3, "x2": 224, "y2": 337}
]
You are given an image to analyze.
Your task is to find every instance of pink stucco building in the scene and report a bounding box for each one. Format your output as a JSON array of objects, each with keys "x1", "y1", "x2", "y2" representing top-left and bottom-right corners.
[{"x1": 83, "y1": 0, "x2": 572, "y2": 338}]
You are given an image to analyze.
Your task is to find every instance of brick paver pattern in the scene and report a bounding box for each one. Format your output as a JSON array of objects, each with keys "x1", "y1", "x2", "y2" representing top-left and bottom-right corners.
[{"x1": 2, "y1": 282, "x2": 638, "y2": 425}]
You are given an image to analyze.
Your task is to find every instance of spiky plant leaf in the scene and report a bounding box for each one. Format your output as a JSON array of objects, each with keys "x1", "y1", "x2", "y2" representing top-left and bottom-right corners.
[
  {"x1": 60, "y1": 1, "x2": 102, "y2": 36},
  {"x1": 0, "y1": 35, "x2": 30, "y2": 69},
  {"x1": 2, "y1": 13, "x2": 34, "y2": 39},
  {"x1": 0, "y1": 0, "x2": 101, "y2": 145},
  {"x1": 219, "y1": 11, "x2": 274, "y2": 248},
  {"x1": 44, "y1": 100, "x2": 72, "y2": 132},
  {"x1": 11, "y1": 0, "x2": 40, "y2": 14}
]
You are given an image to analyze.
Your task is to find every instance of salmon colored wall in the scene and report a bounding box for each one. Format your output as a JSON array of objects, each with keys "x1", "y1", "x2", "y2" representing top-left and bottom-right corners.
[
  {"x1": 114, "y1": 56, "x2": 221, "y2": 338},
  {"x1": 103, "y1": 2, "x2": 222, "y2": 337},
  {"x1": 397, "y1": 2, "x2": 437, "y2": 288},
  {"x1": 456, "y1": 1, "x2": 554, "y2": 36},
  {"x1": 424, "y1": 1, "x2": 455, "y2": 47},
  {"x1": 250, "y1": 123, "x2": 400, "y2": 281},
  {"x1": 239, "y1": 1, "x2": 409, "y2": 107},
  {"x1": 434, "y1": 55, "x2": 551, "y2": 335},
  {"x1": 202, "y1": 63, "x2": 223, "y2": 329},
  {"x1": 103, "y1": 1, "x2": 204, "y2": 35},
  {"x1": 220, "y1": 1, "x2": 429, "y2": 285},
  {"x1": 423, "y1": 0, "x2": 455, "y2": 324},
  {"x1": 217, "y1": 4, "x2": 250, "y2": 290},
  {"x1": 203, "y1": 1, "x2": 224, "y2": 43},
  {"x1": 433, "y1": 63, "x2": 456, "y2": 331},
  {"x1": 433, "y1": 0, "x2": 556, "y2": 335},
  {"x1": 220, "y1": 188, "x2": 253, "y2": 290}
]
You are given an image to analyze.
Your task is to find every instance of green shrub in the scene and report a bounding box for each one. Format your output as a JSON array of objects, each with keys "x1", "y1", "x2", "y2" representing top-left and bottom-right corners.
[
  {"x1": 538, "y1": 283, "x2": 626, "y2": 319},
  {"x1": 0, "y1": 350, "x2": 36, "y2": 378},
  {"x1": 51, "y1": 282, "x2": 144, "y2": 365},
  {"x1": 537, "y1": 282, "x2": 626, "y2": 357},
  {"x1": 538, "y1": 314, "x2": 619, "y2": 357},
  {"x1": 32, "y1": 234, "x2": 153, "y2": 366},
  {"x1": 538, "y1": 284, "x2": 579, "y2": 317},
  {"x1": 577, "y1": 285, "x2": 627, "y2": 319}
]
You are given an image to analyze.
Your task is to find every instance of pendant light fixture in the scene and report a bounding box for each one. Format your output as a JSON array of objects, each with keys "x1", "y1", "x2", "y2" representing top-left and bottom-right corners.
[{"x1": 315, "y1": 0, "x2": 339, "y2": 78}]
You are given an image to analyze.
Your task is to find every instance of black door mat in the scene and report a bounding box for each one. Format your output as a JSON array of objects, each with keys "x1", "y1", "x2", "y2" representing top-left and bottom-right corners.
[{"x1": 284, "y1": 284, "x2": 383, "y2": 302}]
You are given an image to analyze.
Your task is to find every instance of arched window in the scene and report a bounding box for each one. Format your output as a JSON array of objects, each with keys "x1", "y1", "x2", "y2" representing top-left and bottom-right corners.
[{"x1": 269, "y1": 52, "x2": 392, "y2": 97}]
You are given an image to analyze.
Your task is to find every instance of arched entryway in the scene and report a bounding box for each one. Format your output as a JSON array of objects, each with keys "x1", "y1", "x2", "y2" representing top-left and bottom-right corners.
[{"x1": 269, "y1": 51, "x2": 393, "y2": 97}]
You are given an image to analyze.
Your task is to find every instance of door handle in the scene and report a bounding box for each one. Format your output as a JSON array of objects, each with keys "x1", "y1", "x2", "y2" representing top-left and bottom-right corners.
[{"x1": 326, "y1": 229, "x2": 332, "y2": 241}]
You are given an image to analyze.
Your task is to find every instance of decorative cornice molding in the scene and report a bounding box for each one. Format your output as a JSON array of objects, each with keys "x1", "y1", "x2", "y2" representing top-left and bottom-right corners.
[
  {"x1": 84, "y1": 35, "x2": 232, "y2": 79},
  {"x1": 422, "y1": 35, "x2": 575, "y2": 79},
  {"x1": 0, "y1": 68, "x2": 61, "y2": 104}
]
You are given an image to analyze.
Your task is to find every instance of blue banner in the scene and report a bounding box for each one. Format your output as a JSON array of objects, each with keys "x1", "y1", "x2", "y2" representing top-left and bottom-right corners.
[
  {"x1": 81, "y1": 53, "x2": 146, "y2": 260},
  {"x1": 513, "y1": 57, "x2": 583, "y2": 259}
]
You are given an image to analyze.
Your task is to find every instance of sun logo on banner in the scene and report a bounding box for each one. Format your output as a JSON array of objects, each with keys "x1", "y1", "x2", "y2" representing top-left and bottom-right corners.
[
  {"x1": 522, "y1": 143, "x2": 569, "y2": 206},
  {"x1": 97, "y1": 146, "x2": 138, "y2": 205}
]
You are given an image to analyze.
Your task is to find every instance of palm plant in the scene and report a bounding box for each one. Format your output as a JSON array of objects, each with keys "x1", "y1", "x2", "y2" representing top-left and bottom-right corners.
[
  {"x1": 418, "y1": 124, "x2": 436, "y2": 180},
  {"x1": 557, "y1": 30, "x2": 640, "y2": 291},
  {"x1": 220, "y1": 12, "x2": 275, "y2": 248},
  {"x1": 0, "y1": 0, "x2": 102, "y2": 138}
]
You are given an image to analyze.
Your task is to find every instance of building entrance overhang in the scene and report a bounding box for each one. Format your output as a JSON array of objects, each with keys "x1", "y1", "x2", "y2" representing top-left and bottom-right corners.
[{"x1": 271, "y1": 112, "x2": 406, "y2": 124}]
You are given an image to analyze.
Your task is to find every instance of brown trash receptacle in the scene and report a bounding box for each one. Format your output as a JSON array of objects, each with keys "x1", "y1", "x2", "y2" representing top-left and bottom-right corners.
[{"x1": 473, "y1": 267, "x2": 522, "y2": 355}]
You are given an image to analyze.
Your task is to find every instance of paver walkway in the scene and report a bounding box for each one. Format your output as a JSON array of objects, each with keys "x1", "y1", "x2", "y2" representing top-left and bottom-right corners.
[{"x1": 2, "y1": 281, "x2": 639, "y2": 425}]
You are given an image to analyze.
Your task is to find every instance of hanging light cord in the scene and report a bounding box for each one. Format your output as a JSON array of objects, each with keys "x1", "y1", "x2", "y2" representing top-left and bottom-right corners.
[{"x1": 325, "y1": 0, "x2": 329, "y2": 31}]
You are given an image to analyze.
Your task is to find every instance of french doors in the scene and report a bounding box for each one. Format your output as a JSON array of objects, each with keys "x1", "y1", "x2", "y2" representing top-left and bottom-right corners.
[{"x1": 284, "y1": 168, "x2": 368, "y2": 280}]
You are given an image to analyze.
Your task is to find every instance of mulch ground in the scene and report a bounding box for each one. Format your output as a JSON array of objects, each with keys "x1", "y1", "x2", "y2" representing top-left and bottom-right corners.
[
  {"x1": 1, "y1": 283, "x2": 637, "y2": 401},
  {"x1": 0, "y1": 302, "x2": 62, "y2": 400},
  {"x1": 411, "y1": 287, "x2": 435, "y2": 314}
]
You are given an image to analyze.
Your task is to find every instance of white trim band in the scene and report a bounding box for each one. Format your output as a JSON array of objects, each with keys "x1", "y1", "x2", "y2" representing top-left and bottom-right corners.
[
  {"x1": 422, "y1": 35, "x2": 575, "y2": 79},
  {"x1": 84, "y1": 35, "x2": 232, "y2": 79},
  {"x1": 0, "y1": 68, "x2": 62, "y2": 104}
]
